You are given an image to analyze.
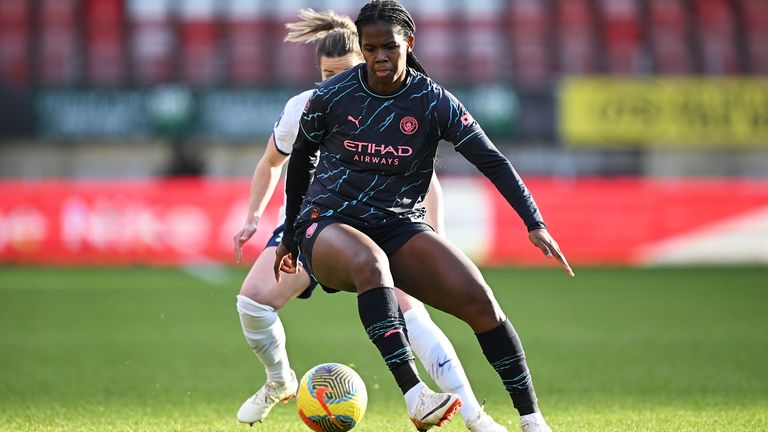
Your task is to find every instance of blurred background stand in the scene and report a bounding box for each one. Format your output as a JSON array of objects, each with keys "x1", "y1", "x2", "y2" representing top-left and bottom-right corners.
[{"x1": 146, "y1": 84, "x2": 204, "y2": 177}]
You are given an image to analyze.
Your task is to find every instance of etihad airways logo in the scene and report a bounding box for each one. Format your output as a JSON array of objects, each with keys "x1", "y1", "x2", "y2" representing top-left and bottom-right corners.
[{"x1": 343, "y1": 140, "x2": 412, "y2": 165}]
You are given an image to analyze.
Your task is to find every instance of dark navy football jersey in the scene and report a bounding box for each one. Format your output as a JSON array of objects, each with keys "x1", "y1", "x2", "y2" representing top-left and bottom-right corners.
[
  {"x1": 286, "y1": 64, "x2": 544, "y2": 234},
  {"x1": 293, "y1": 64, "x2": 482, "y2": 225}
]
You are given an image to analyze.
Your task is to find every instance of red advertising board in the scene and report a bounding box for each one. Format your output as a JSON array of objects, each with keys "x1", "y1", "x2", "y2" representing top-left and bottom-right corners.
[
  {"x1": 487, "y1": 177, "x2": 768, "y2": 266},
  {"x1": 1, "y1": 177, "x2": 767, "y2": 267},
  {"x1": 0, "y1": 178, "x2": 279, "y2": 265}
]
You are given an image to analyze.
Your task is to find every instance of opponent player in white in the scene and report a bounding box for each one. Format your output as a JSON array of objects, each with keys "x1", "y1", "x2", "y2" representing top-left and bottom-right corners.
[{"x1": 233, "y1": 9, "x2": 507, "y2": 432}]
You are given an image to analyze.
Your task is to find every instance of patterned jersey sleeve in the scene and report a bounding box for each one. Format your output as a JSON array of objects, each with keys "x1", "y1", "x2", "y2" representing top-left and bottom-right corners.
[
  {"x1": 298, "y1": 89, "x2": 328, "y2": 144},
  {"x1": 436, "y1": 88, "x2": 546, "y2": 231},
  {"x1": 436, "y1": 88, "x2": 485, "y2": 148},
  {"x1": 273, "y1": 90, "x2": 313, "y2": 155}
]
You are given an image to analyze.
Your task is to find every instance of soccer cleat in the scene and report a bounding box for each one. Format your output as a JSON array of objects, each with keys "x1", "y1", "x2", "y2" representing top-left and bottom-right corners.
[
  {"x1": 407, "y1": 386, "x2": 462, "y2": 431},
  {"x1": 465, "y1": 408, "x2": 509, "y2": 432},
  {"x1": 520, "y1": 412, "x2": 553, "y2": 432},
  {"x1": 236, "y1": 370, "x2": 298, "y2": 425}
]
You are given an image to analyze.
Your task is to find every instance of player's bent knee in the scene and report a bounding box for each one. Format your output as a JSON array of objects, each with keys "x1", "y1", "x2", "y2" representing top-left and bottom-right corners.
[
  {"x1": 458, "y1": 293, "x2": 504, "y2": 332},
  {"x1": 347, "y1": 251, "x2": 391, "y2": 289},
  {"x1": 239, "y1": 278, "x2": 281, "y2": 309}
]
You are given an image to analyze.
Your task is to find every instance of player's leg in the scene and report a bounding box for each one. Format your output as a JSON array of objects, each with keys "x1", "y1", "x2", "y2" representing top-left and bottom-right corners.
[
  {"x1": 238, "y1": 245, "x2": 311, "y2": 379},
  {"x1": 307, "y1": 223, "x2": 461, "y2": 430},
  {"x1": 240, "y1": 245, "x2": 312, "y2": 309},
  {"x1": 396, "y1": 290, "x2": 508, "y2": 432},
  {"x1": 390, "y1": 231, "x2": 551, "y2": 431},
  {"x1": 236, "y1": 232, "x2": 313, "y2": 424},
  {"x1": 396, "y1": 293, "x2": 476, "y2": 406}
]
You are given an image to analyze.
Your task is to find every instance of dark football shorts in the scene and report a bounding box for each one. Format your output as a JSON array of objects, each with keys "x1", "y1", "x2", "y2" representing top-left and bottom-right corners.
[
  {"x1": 294, "y1": 217, "x2": 433, "y2": 286},
  {"x1": 265, "y1": 224, "x2": 322, "y2": 299}
]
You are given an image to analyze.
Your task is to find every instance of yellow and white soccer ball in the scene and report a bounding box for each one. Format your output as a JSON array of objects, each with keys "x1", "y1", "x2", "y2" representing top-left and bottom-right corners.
[{"x1": 297, "y1": 363, "x2": 368, "y2": 432}]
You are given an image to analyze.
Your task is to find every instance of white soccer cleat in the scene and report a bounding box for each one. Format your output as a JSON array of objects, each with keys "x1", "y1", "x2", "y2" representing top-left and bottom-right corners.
[
  {"x1": 520, "y1": 412, "x2": 553, "y2": 432},
  {"x1": 236, "y1": 370, "x2": 298, "y2": 425},
  {"x1": 407, "y1": 386, "x2": 462, "y2": 431},
  {"x1": 465, "y1": 408, "x2": 509, "y2": 432}
]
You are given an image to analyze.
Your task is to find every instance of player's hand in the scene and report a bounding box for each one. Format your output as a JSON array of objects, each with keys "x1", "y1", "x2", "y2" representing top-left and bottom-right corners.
[
  {"x1": 273, "y1": 241, "x2": 302, "y2": 283},
  {"x1": 528, "y1": 228, "x2": 575, "y2": 277},
  {"x1": 232, "y1": 221, "x2": 259, "y2": 264}
]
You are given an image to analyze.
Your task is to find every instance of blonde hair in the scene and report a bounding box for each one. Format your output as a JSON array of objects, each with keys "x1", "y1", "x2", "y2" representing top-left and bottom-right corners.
[{"x1": 284, "y1": 9, "x2": 361, "y2": 64}]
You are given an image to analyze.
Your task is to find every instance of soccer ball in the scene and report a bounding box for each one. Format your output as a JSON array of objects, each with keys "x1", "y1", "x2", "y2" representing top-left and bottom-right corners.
[{"x1": 296, "y1": 363, "x2": 368, "y2": 432}]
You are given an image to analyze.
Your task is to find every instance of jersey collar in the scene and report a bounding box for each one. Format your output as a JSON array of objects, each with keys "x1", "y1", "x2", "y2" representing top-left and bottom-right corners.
[{"x1": 358, "y1": 66, "x2": 414, "y2": 99}]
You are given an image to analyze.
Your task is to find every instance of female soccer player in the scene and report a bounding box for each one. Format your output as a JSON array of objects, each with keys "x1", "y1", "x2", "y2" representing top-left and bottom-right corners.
[
  {"x1": 275, "y1": 1, "x2": 574, "y2": 431},
  {"x1": 234, "y1": 9, "x2": 507, "y2": 432}
]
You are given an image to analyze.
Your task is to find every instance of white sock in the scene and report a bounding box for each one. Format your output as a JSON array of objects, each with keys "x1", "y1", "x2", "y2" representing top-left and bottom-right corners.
[
  {"x1": 404, "y1": 307, "x2": 481, "y2": 420},
  {"x1": 404, "y1": 381, "x2": 427, "y2": 411},
  {"x1": 236, "y1": 295, "x2": 292, "y2": 382}
]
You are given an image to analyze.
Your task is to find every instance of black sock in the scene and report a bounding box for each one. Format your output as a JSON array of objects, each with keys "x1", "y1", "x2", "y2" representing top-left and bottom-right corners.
[
  {"x1": 358, "y1": 287, "x2": 421, "y2": 394},
  {"x1": 398, "y1": 307, "x2": 410, "y2": 343},
  {"x1": 476, "y1": 319, "x2": 539, "y2": 415}
]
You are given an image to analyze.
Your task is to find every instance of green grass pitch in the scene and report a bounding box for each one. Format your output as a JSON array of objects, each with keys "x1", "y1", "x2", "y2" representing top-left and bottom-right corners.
[{"x1": 1, "y1": 266, "x2": 766, "y2": 431}]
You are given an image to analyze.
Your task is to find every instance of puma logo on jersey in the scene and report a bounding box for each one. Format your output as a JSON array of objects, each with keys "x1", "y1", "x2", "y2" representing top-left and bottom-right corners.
[{"x1": 347, "y1": 115, "x2": 362, "y2": 127}]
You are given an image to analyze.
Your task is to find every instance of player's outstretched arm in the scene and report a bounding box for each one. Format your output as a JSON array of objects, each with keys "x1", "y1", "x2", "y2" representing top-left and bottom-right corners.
[
  {"x1": 454, "y1": 132, "x2": 574, "y2": 277},
  {"x1": 233, "y1": 134, "x2": 289, "y2": 263}
]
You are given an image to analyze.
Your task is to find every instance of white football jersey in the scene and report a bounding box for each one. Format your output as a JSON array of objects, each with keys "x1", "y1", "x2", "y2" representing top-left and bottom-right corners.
[{"x1": 273, "y1": 89, "x2": 313, "y2": 155}]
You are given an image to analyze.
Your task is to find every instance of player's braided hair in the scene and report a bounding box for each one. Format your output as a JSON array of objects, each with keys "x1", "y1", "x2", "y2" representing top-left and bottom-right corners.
[
  {"x1": 284, "y1": 9, "x2": 361, "y2": 64},
  {"x1": 354, "y1": 0, "x2": 429, "y2": 77}
]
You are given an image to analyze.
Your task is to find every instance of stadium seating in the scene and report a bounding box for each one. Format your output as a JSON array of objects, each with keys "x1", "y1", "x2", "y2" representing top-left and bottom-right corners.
[
  {"x1": 694, "y1": 0, "x2": 741, "y2": 75},
  {"x1": 130, "y1": 0, "x2": 176, "y2": 84},
  {"x1": 0, "y1": 0, "x2": 30, "y2": 87},
  {"x1": 507, "y1": 0, "x2": 552, "y2": 87},
  {"x1": 178, "y1": 0, "x2": 221, "y2": 85},
  {"x1": 0, "y1": 0, "x2": 766, "y2": 88},
  {"x1": 554, "y1": 0, "x2": 597, "y2": 75},
  {"x1": 599, "y1": 0, "x2": 642, "y2": 74},
  {"x1": 743, "y1": 0, "x2": 768, "y2": 74},
  {"x1": 85, "y1": 0, "x2": 126, "y2": 85},
  {"x1": 38, "y1": 0, "x2": 80, "y2": 85},
  {"x1": 226, "y1": 2, "x2": 274, "y2": 85},
  {"x1": 648, "y1": 0, "x2": 694, "y2": 75}
]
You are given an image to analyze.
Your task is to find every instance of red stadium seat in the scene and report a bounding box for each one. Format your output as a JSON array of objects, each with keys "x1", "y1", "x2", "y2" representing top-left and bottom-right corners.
[
  {"x1": 507, "y1": 0, "x2": 552, "y2": 87},
  {"x1": 226, "y1": 8, "x2": 274, "y2": 85},
  {"x1": 648, "y1": 0, "x2": 694, "y2": 74},
  {"x1": 130, "y1": 0, "x2": 177, "y2": 84},
  {"x1": 743, "y1": 0, "x2": 768, "y2": 74},
  {"x1": 178, "y1": 1, "x2": 222, "y2": 85},
  {"x1": 554, "y1": 0, "x2": 597, "y2": 75},
  {"x1": 270, "y1": 18, "x2": 315, "y2": 84},
  {"x1": 270, "y1": 4, "x2": 316, "y2": 85},
  {"x1": 403, "y1": 1, "x2": 459, "y2": 83},
  {"x1": 84, "y1": 0, "x2": 126, "y2": 85},
  {"x1": 459, "y1": 3, "x2": 505, "y2": 82},
  {"x1": 693, "y1": 0, "x2": 740, "y2": 75},
  {"x1": 599, "y1": 0, "x2": 642, "y2": 74},
  {"x1": 38, "y1": 0, "x2": 80, "y2": 85},
  {"x1": 0, "y1": 0, "x2": 30, "y2": 86},
  {"x1": 417, "y1": 15, "x2": 460, "y2": 83}
]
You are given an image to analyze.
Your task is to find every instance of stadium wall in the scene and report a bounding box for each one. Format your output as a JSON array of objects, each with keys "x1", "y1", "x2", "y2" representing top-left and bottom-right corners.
[{"x1": 2, "y1": 177, "x2": 766, "y2": 267}]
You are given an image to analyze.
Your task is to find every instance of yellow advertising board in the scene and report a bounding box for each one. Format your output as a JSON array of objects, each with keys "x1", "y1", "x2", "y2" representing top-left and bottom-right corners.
[{"x1": 560, "y1": 78, "x2": 768, "y2": 148}]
